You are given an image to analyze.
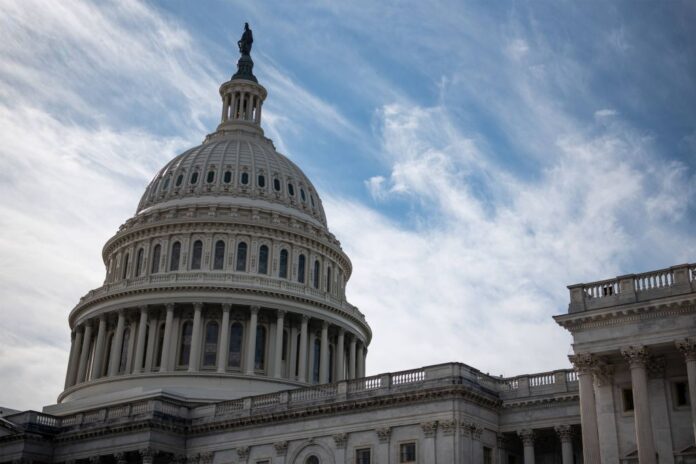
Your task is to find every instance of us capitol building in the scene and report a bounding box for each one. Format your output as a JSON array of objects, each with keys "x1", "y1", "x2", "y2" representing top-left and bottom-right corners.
[{"x1": 1, "y1": 25, "x2": 695, "y2": 464}]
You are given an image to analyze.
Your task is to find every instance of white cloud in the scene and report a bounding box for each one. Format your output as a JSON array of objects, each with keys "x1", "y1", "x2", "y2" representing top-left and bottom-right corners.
[
  {"x1": 594, "y1": 108, "x2": 618, "y2": 119},
  {"x1": 506, "y1": 39, "x2": 530, "y2": 61},
  {"x1": 364, "y1": 176, "x2": 387, "y2": 201}
]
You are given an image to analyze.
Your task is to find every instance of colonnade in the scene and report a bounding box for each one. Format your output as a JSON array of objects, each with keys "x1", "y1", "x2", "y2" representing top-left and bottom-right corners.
[
  {"x1": 571, "y1": 338, "x2": 696, "y2": 464},
  {"x1": 64, "y1": 304, "x2": 368, "y2": 390},
  {"x1": 515, "y1": 425, "x2": 576, "y2": 464},
  {"x1": 221, "y1": 90, "x2": 262, "y2": 124}
]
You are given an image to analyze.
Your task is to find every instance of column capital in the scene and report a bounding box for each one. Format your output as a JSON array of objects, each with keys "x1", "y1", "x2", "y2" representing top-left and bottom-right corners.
[
  {"x1": 193, "y1": 302, "x2": 203, "y2": 311},
  {"x1": 420, "y1": 421, "x2": 438, "y2": 437},
  {"x1": 439, "y1": 419, "x2": 457, "y2": 436},
  {"x1": 249, "y1": 305, "x2": 260, "y2": 315},
  {"x1": 554, "y1": 424, "x2": 573, "y2": 443},
  {"x1": 138, "y1": 304, "x2": 148, "y2": 312},
  {"x1": 301, "y1": 314, "x2": 309, "y2": 323},
  {"x1": 621, "y1": 345, "x2": 650, "y2": 368},
  {"x1": 165, "y1": 303, "x2": 175, "y2": 311},
  {"x1": 236, "y1": 446, "x2": 250, "y2": 460},
  {"x1": 322, "y1": 320, "x2": 329, "y2": 330},
  {"x1": 277, "y1": 309, "x2": 286, "y2": 319},
  {"x1": 222, "y1": 303, "x2": 232, "y2": 312},
  {"x1": 518, "y1": 429, "x2": 535, "y2": 446},
  {"x1": 676, "y1": 338, "x2": 696, "y2": 362},
  {"x1": 375, "y1": 426, "x2": 392, "y2": 443},
  {"x1": 332, "y1": 432, "x2": 348, "y2": 449},
  {"x1": 568, "y1": 353, "x2": 597, "y2": 374},
  {"x1": 88, "y1": 457, "x2": 101, "y2": 464},
  {"x1": 114, "y1": 453, "x2": 126, "y2": 464},
  {"x1": 139, "y1": 447, "x2": 155, "y2": 460},
  {"x1": 466, "y1": 422, "x2": 483, "y2": 440},
  {"x1": 274, "y1": 441, "x2": 288, "y2": 456},
  {"x1": 338, "y1": 327, "x2": 345, "y2": 335}
]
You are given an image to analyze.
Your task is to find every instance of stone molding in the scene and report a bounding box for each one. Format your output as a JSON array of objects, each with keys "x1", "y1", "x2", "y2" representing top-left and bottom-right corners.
[
  {"x1": 274, "y1": 441, "x2": 288, "y2": 456},
  {"x1": 554, "y1": 424, "x2": 573, "y2": 443},
  {"x1": 568, "y1": 353, "x2": 596, "y2": 374},
  {"x1": 236, "y1": 446, "x2": 250, "y2": 460},
  {"x1": 332, "y1": 433, "x2": 348, "y2": 449},
  {"x1": 621, "y1": 345, "x2": 650, "y2": 368},
  {"x1": 420, "y1": 421, "x2": 438, "y2": 437},
  {"x1": 676, "y1": 338, "x2": 696, "y2": 362},
  {"x1": 376, "y1": 426, "x2": 392, "y2": 443},
  {"x1": 439, "y1": 419, "x2": 457, "y2": 436},
  {"x1": 518, "y1": 429, "x2": 535, "y2": 446}
]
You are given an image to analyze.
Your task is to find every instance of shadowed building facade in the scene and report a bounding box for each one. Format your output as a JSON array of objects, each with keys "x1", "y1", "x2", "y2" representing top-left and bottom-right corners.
[{"x1": 1, "y1": 25, "x2": 695, "y2": 464}]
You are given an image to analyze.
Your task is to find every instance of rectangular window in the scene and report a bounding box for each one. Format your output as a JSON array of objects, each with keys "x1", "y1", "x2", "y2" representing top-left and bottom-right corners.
[
  {"x1": 356, "y1": 448, "x2": 371, "y2": 464},
  {"x1": 674, "y1": 381, "x2": 690, "y2": 407},
  {"x1": 622, "y1": 388, "x2": 634, "y2": 412},
  {"x1": 400, "y1": 442, "x2": 416, "y2": 463},
  {"x1": 484, "y1": 447, "x2": 493, "y2": 464}
]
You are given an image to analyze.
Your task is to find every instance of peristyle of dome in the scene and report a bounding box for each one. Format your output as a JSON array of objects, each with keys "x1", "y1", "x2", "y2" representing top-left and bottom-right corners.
[{"x1": 56, "y1": 32, "x2": 370, "y2": 413}]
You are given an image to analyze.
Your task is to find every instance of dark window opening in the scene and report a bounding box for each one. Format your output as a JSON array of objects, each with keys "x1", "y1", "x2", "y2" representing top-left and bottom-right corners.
[
  {"x1": 313, "y1": 260, "x2": 320, "y2": 289},
  {"x1": 170, "y1": 242, "x2": 181, "y2": 271},
  {"x1": 298, "y1": 254, "x2": 306, "y2": 283},
  {"x1": 236, "y1": 242, "x2": 247, "y2": 271},
  {"x1": 400, "y1": 443, "x2": 416, "y2": 463},
  {"x1": 213, "y1": 240, "x2": 225, "y2": 270},
  {"x1": 241, "y1": 172, "x2": 249, "y2": 185},
  {"x1": 258, "y1": 245, "x2": 269, "y2": 274},
  {"x1": 191, "y1": 240, "x2": 203, "y2": 270},
  {"x1": 206, "y1": 170, "x2": 215, "y2": 183},
  {"x1": 258, "y1": 174, "x2": 266, "y2": 188},
  {"x1": 162, "y1": 177, "x2": 170, "y2": 190},
  {"x1": 279, "y1": 249, "x2": 288, "y2": 279},
  {"x1": 223, "y1": 171, "x2": 232, "y2": 183},
  {"x1": 300, "y1": 188, "x2": 306, "y2": 202},
  {"x1": 273, "y1": 178, "x2": 281, "y2": 191},
  {"x1": 203, "y1": 322, "x2": 219, "y2": 367},
  {"x1": 356, "y1": 449, "x2": 371, "y2": 464},
  {"x1": 121, "y1": 253, "x2": 129, "y2": 279},
  {"x1": 622, "y1": 388, "x2": 634, "y2": 412},
  {"x1": 176, "y1": 174, "x2": 184, "y2": 186},
  {"x1": 178, "y1": 322, "x2": 193, "y2": 366},
  {"x1": 190, "y1": 171, "x2": 199, "y2": 184},
  {"x1": 255, "y1": 326, "x2": 266, "y2": 370},
  {"x1": 228, "y1": 322, "x2": 244, "y2": 368},
  {"x1": 135, "y1": 248, "x2": 144, "y2": 277},
  {"x1": 151, "y1": 244, "x2": 161, "y2": 274},
  {"x1": 675, "y1": 381, "x2": 690, "y2": 406},
  {"x1": 288, "y1": 183, "x2": 295, "y2": 196}
]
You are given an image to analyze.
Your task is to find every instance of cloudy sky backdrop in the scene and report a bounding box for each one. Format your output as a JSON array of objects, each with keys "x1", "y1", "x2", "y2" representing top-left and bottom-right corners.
[{"x1": 1, "y1": 0, "x2": 695, "y2": 410}]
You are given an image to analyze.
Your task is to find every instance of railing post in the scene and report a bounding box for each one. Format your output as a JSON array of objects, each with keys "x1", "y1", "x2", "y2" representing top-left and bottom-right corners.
[
  {"x1": 671, "y1": 264, "x2": 692, "y2": 295},
  {"x1": 554, "y1": 370, "x2": 568, "y2": 392},
  {"x1": 380, "y1": 373, "x2": 391, "y2": 390},
  {"x1": 243, "y1": 397, "x2": 252, "y2": 416},
  {"x1": 618, "y1": 274, "x2": 637, "y2": 304},
  {"x1": 517, "y1": 376, "x2": 530, "y2": 397},
  {"x1": 567, "y1": 284, "x2": 586, "y2": 313},
  {"x1": 337, "y1": 380, "x2": 348, "y2": 400}
]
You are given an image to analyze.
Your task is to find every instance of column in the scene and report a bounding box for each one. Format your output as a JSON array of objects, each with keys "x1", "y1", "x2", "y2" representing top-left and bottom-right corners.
[
  {"x1": 376, "y1": 427, "x2": 391, "y2": 463},
  {"x1": 218, "y1": 304, "x2": 231, "y2": 373},
  {"x1": 92, "y1": 316, "x2": 107, "y2": 379},
  {"x1": 517, "y1": 429, "x2": 535, "y2": 464},
  {"x1": 244, "y1": 306, "x2": 259, "y2": 375},
  {"x1": 144, "y1": 314, "x2": 157, "y2": 371},
  {"x1": 188, "y1": 303, "x2": 203, "y2": 372},
  {"x1": 349, "y1": 337, "x2": 356, "y2": 379},
  {"x1": 108, "y1": 310, "x2": 126, "y2": 376},
  {"x1": 420, "y1": 422, "x2": 437, "y2": 462},
  {"x1": 273, "y1": 441, "x2": 288, "y2": 464},
  {"x1": 133, "y1": 306, "x2": 148, "y2": 373},
  {"x1": 159, "y1": 304, "x2": 175, "y2": 372},
  {"x1": 470, "y1": 424, "x2": 483, "y2": 462},
  {"x1": 676, "y1": 338, "x2": 696, "y2": 445},
  {"x1": 273, "y1": 310, "x2": 285, "y2": 378},
  {"x1": 336, "y1": 329, "x2": 345, "y2": 381},
  {"x1": 125, "y1": 318, "x2": 137, "y2": 373},
  {"x1": 221, "y1": 94, "x2": 229, "y2": 122},
  {"x1": 555, "y1": 425, "x2": 574, "y2": 464},
  {"x1": 319, "y1": 321, "x2": 329, "y2": 383},
  {"x1": 76, "y1": 322, "x2": 94, "y2": 383},
  {"x1": 594, "y1": 362, "x2": 620, "y2": 463},
  {"x1": 256, "y1": 101, "x2": 263, "y2": 124},
  {"x1": 569, "y1": 353, "x2": 601, "y2": 463},
  {"x1": 139, "y1": 448, "x2": 154, "y2": 464},
  {"x1": 298, "y1": 315, "x2": 308, "y2": 382},
  {"x1": 64, "y1": 328, "x2": 83, "y2": 388},
  {"x1": 356, "y1": 343, "x2": 365, "y2": 378},
  {"x1": 495, "y1": 434, "x2": 507, "y2": 464},
  {"x1": 621, "y1": 345, "x2": 657, "y2": 464},
  {"x1": 332, "y1": 433, "x2": 347, "y2": 464}
]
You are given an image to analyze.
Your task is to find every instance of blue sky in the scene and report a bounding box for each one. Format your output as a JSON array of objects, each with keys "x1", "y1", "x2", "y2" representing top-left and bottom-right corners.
[{"x1": 0, "y1": 0, "x2": 694, "y2": 410}]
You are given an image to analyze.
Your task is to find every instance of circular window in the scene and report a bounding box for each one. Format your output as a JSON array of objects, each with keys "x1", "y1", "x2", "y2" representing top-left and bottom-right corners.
[{"x1": 305, "y1": 457, "x2": 320, "y2": 464}]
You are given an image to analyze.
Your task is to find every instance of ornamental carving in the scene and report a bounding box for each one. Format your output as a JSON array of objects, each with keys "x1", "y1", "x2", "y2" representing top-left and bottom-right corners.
[
  {"x1": 593, "y1": 360, "x2": 614, "y2": 386},
  {"x1": 139, "y1": 448, "x2": 155, "y2": 463},
  {"x1": 332, "y1": 433, "x2": 348, "y2": 448},
  {"x1": 568, "y1": 353, "x2": 596, "y2": 374},
  {"x1": 554, "y1": 424, "x2": 573, "y2": 443},
  {"x1": 274, "y1": 441, "x2": 288, "y2": 456},
  {"x1": 236, "y1": 446, "x2": 250, "y2": 460},
  {"x1": 676, "y1": 338, "x2": 696, "y2": 362},
  {"x1": 420, "y1": 421, "x2": 438, "y2": 437},
  {"x1": 647, "y1": 356, "x2": 666, "y2": 379},
  {"x1": 199, "y1": 452, "x2": 214, "y2": 464},
  {"x1": 621, "y1": 345, "x2": 650, "y2": 368},
  {"x1": 468, "y1": 423, "x2": 483, "y2": 440},
  {"x1": 114, "y1": 453, "x2": 126, "y2": 464},
  {"x1": 439, "y1": 419, "x2": 457, "y2": 436},
  {"x1": 375, "y1": 426, "x2": 392, "y2": 443},
  {"x1": 518, "y1": 429, "x2": 535, "y2": 446}
]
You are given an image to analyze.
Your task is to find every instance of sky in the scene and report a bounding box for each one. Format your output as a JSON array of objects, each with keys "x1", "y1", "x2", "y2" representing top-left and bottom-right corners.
[{"x1": 0, "y1": 0, "x2": 695, "y2": 411}]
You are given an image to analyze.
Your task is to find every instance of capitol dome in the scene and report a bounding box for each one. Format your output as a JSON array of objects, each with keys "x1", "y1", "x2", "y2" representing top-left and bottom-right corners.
[{"x1": 54, "y1": 31, "x2": 370, "y2": 414}]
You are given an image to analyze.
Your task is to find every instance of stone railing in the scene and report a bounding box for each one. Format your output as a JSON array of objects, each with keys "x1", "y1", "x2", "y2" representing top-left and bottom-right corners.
[
  {"x1": 567, "y1": 263, "x2": 696, "y2": 312},
  {"x1": 496, "y1": 369, "x2": 579, "y2": 400},
  {"x1": 74, "y1": 271, "x2": 364, "y2": 322}
]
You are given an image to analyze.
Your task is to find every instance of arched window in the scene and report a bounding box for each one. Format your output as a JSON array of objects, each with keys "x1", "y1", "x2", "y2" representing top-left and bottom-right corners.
[
  {"x1": 298, "y1": 254, "x2": 306, "y2": 283},
  {"x1": 118, "y1": 328, "x2": 130, "y2": 374},
  {"x1": 273, "y1": 178, "x2": 281, "y2": 191},
  {"x1": 258, "y1": 174, "x2": 266, "y2": 188},
  {"x1": 255, "y1": 326, "x2": 267, "y2": 370},
  {"x1": 203, "y1": 321, "x2": 219, "y2": 367},
  {"x1": 121, "y1": 253, "x2": 130, "y2": 279},
  {"x1": 154, "y1": 323, "x2": 165, "y2": 368},
  {"x1": 279, "y1": 249, "x2": 288, "y2": 279},
  {"x1": 170, "y1": 242, "x2": 181, "y2": 271},
  {"x1": 223, "y1": 170, "x2": 232, "y2": 183},
  {"x1": 151, "y1": 244, "x2": 161, "y2": 274},
  {"x1": 300, "y1": 188, "x2": 307, "y2": 202},
  {"x1": 190, "y1": 171, "x2": 199, "y2": 184},
  {"x1": 313, "y1": 260, "x2": 320, "y2": 289},
  {"x1": 236, "y1": 242, "x2": 247, "y2": 271},
  {"x1": 326, "y1": 266, "x2": 332, "y2": 293},
  {"x1": 228, "y1": 322, "x2": 244, "y2": 368},
  {"x1": 306, "y1": 457, "x2": 320, "y2": 464},
  {"x1": 258, "y1": 245, "x2": 269, "y2": 274},
  {"x1": 175, "y1": 174, "x2": 184, "y2": 186},
  {"x1": 135, "y1": 248, "x2": 144, "y2": 277},
  {"x1": 312, "y1": 339, "x2": 321, "y2": 383},
  {"x1": 288, "y1": 183, "x2": 295, "y2": 196},
  {"x1": 191, "y1": 240, "x2": 203, "y2": 270},
  {"x1": 206, "y1": 170, "x2": 215, "y2": 183},
  {"x1": 213, "y1": 240, "x2": 225, "y2": 270},
  {"x1": 178, "y1": 322, "x2": 193, "y2": 366},
  {"x1": 241, "y1": 172, "x2": 249, "y2": 185}
]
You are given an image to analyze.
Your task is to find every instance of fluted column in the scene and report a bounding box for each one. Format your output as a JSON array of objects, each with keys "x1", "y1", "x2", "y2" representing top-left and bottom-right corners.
[
  {"x1": 569, "y1": 353, "x2": 601, "y2": 464},
  {"x1": 133, "y1": 306, "x2": 148, "y2": 373},
  {"x1": 518, "y1": 429, "x2": 535, "y2": 464},
  {"x1": 64, "y1": 328, "x2": 83, "y2": 388},
  {"x1": 357, "y1": 343, "x2": 365, "y2": 378},
  {"x1": 221, "y1": 94, "x2": 230, "y2": 122},
  {"x1": 555, "y1": 425, "x2": 573, "y2": 464},
  {"x1": 108, "y1": 310, "x2": 126, "y2": 376},
  {"x1": 677, "y1": 338, "x2": 696, "y2": 445},
  {"x1": 159, "y1": 304, "x2": 175, "y2": 372},
  {"x1": 218, "y1": 304, "x2": 231, "y2": 373},
  {"x1": 273, "y1": 310, "x2": 285, "y2": 378},
  {"x1": 349, "y1": 336, "x2": 356, "y2": 379},
  {"x1": 336, "y1": 328, "x2": 345, "y2": 381},
  {"x1": 144, "y1": 315, "x2": 157, "y2": 371},
  {"x1": 298, "y1": 315, "x2": 309, "y2": 382},
  {"x1": 319, "y1": 321, "x2": 329, "y2": 383},
  {"x1": 244, "y1": 306, "x2": 259, "y2": 374},
  {"x1": 189, "y1": 303, "x2": 203, "y2": 372},
  {"x1": 621, "y1": 345, "x2": 657, "y2": 464},
  {"x1": 91, "y1": 316, "x2": 107, "y2": 379},
  {"x1": 76, "y1": 322, "x2": 94, "y2": 383}
]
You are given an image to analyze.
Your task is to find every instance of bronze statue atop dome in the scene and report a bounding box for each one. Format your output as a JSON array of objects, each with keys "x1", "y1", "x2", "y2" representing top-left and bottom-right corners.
[
  {"x1": 237, "y1": 22, "x2": 253, "y2": 56},
  {"x1": 232, "y1": 22, "x2": 257, "y2": 82}
]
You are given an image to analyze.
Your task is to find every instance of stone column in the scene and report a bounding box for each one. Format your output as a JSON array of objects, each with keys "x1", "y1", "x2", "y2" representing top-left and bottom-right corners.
[
  {"x1": 189, "y1": 303, "x2": 203, "y2": 372},
  {"x1": 298, "y1": 315, "x2": 309, "y2": 382},
  {"x1": 125, "y1": 318, "x2": 137, "y2": 373},
  {"x1": 273, "y1": 441, "x2": 288, "y2": 464},
  {"x1": 332, "y1": 433, "x2": 347, "y2": 464},
  {"x1": 144, "y1": 315, "x2": 157, "y2": 371},
  {"x1": 319, "y1": 321, "x2": 329, "y2": 383},
  {"x1": 349, "y1": 337, "x2": 356, "y2": 379},
  {"x1": 65, "y1": 327, "x2": 83, "y2": 388},
  {"x1": 133, "y1": 305, "x2": 148, "y2": 373},
  {"x1": 273, "y1": 310, "x2": 285, "y2": 378},
  {"x1": 76, "y1": 322, "x2": 94, "y2": 383},
  {"x1": 420, "y1": 421, "x2": 438, "y2": 462},
  {"x1": 375, "y1": 427, "x2": 391, "y2": 463},
  {"x1": 594, "y1": 362, "x2": 620, "y2": 463},
  {"x1": 108, "y1": 310, "x2": 126, "y2": 376},
  {"x1": 555, "y1": 425, "x2": 573, "y2": 464},
  {"x1": 159, "y1": 303, "x2": 175, "y2": 372},
  {"x1": 221, "y1": 94, "x2": 229, "y2": 122},
  {"x1": 495, "y1": 434, "x2": 507, "y2": 464},
  {"x1": 91, "y1": 316, "x2": 107, "y2": 379},
  {"x1": 438, "y1": 420, "x2": 457, "y2": 463},
  {"x1": 356, "y1": 343, "x2": 365, "y2": 378},
  {"x1": 244, "y1": 306, "x2": 259, "y2": 375},
  {"x1": 470, "y1": 424, "x2": 483, "y2": 462},
  {"x1": 139, "y1": 447, "x2": 154, "y2": 464},
  {"x1": 218, "y1": 304, "x2": 231, "y2": 373},
  {"x1": 336, "y1": 328, "x2": 345, "y2": 381},
  {"x1": 677, "y1": 338, "x2": 696, "y2": 446},
  {"x1": 569, "y1": 353, "x2": 601, "y2": 464},
  {"x1": 517, "y1": 429, "x2": 535, "y2": 464},
  {"x1": 621, "y1": 345, "x2": 657, "y2": 464}
]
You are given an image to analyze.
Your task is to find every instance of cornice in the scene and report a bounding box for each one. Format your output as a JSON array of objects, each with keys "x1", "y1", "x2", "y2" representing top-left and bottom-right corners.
[{"x1": 501, "y1": 393, "x2": 579, "y2": 410}]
